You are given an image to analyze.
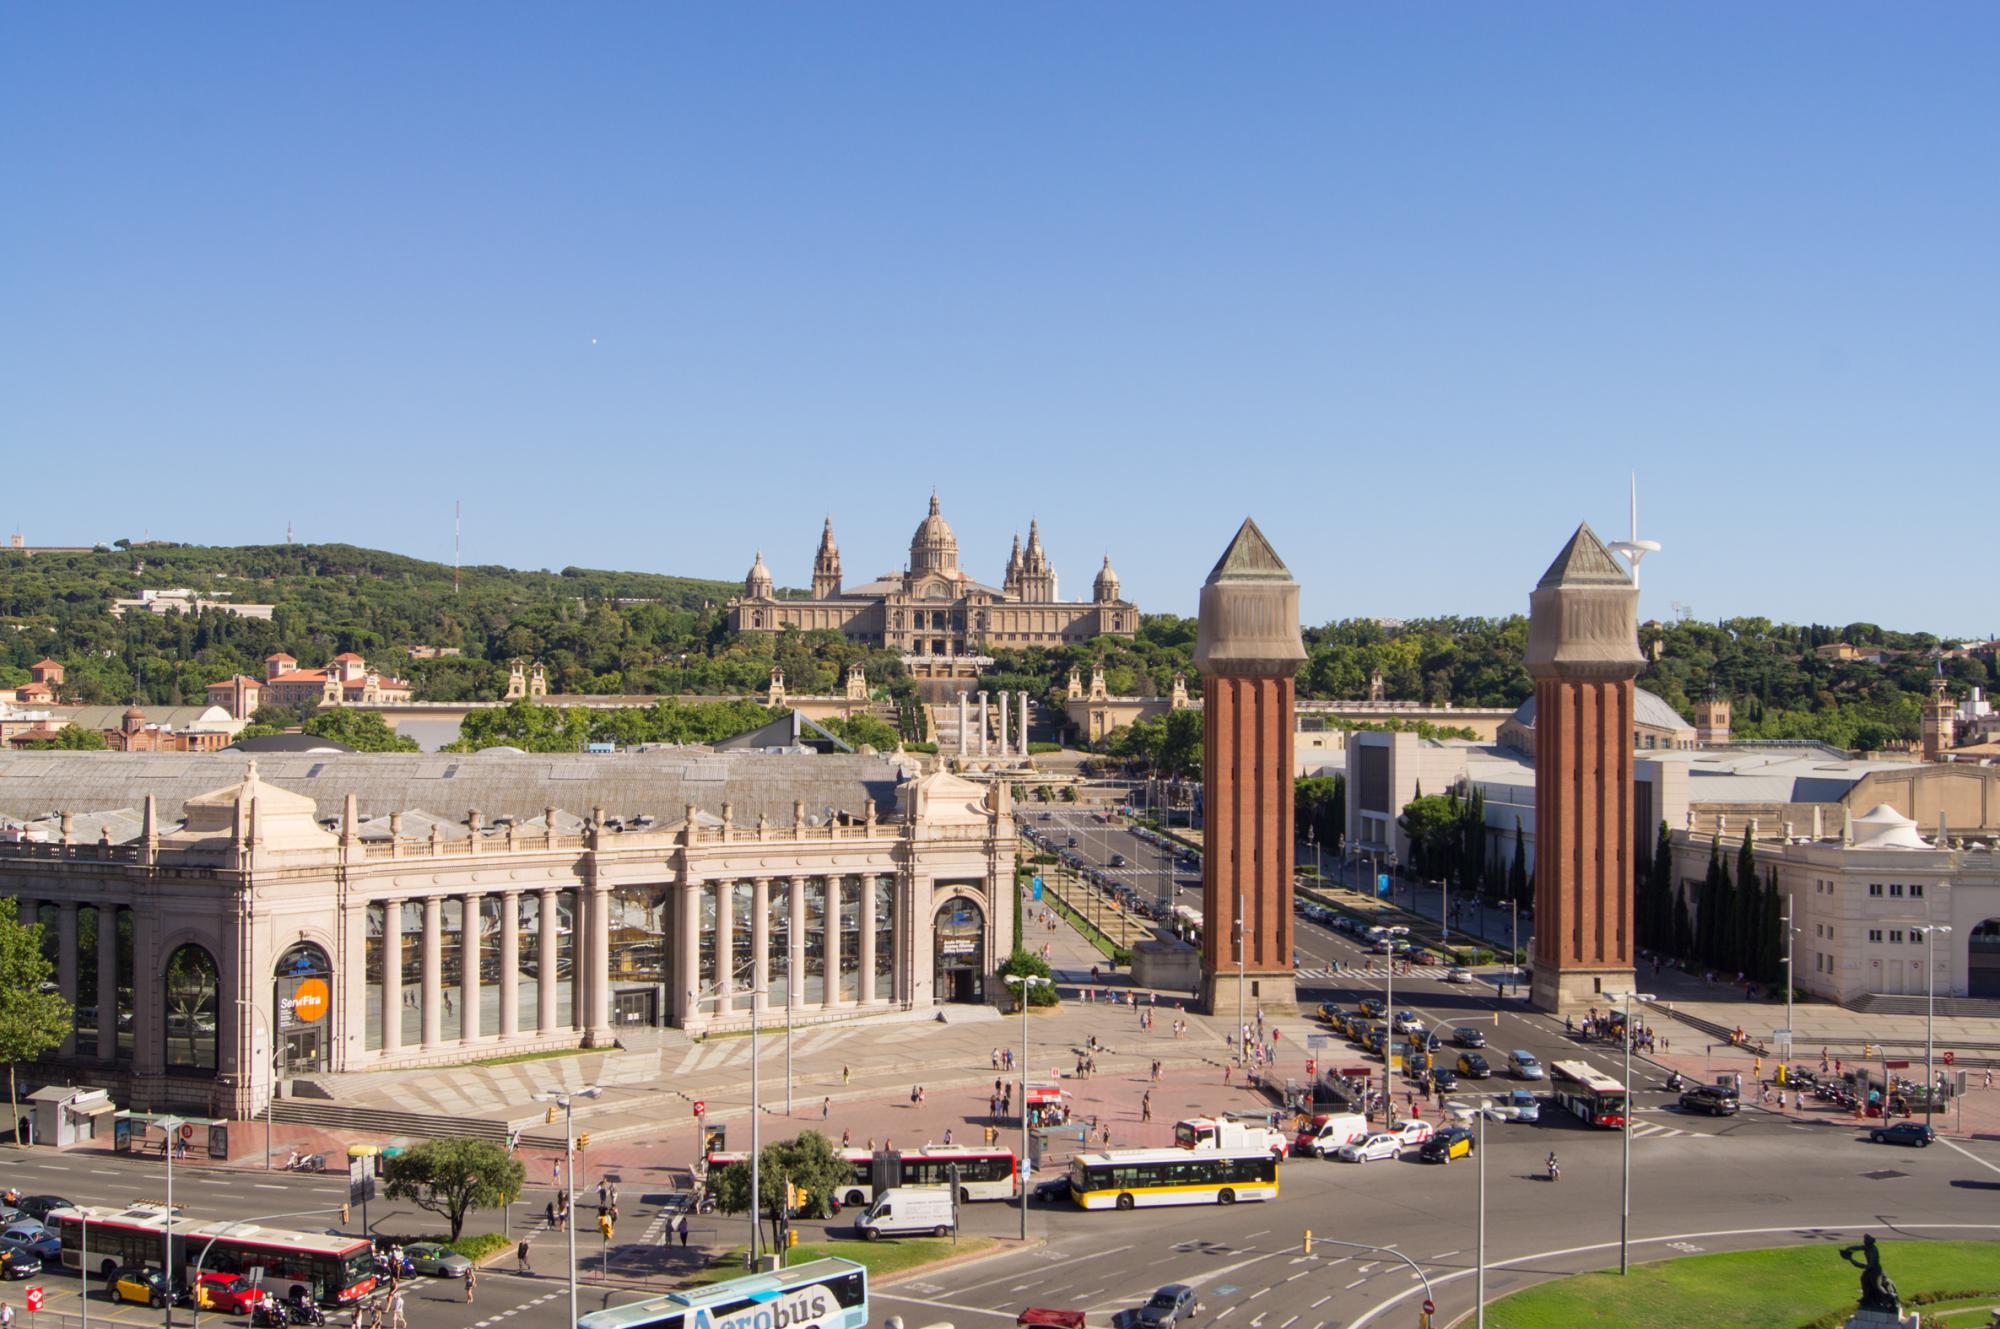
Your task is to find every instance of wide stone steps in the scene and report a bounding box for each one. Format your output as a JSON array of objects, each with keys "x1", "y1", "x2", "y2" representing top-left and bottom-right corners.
[
  {"x1": 270, "y1": 1097, "x2": 513, "y2": 1142},
  {"x1": 1847, "y1": 993, "x2": 2000, "y2": 1019}
]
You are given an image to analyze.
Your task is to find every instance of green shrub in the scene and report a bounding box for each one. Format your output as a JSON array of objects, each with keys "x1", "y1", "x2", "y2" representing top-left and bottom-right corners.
[
  {"x1": 904, "y1": 741, "x2": 939, "y2": 754},
  {"x1": 449, "y1": 1232, "x2": 512, "y2": 1263},
  {"x1": 1027, "y1": 741, "x2": 1061, "y2": 754}
]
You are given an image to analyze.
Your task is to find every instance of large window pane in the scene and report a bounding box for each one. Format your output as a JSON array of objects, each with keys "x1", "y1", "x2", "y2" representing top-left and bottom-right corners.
[
  {"x1": 730, "y1": 882, "x2": 754, "y2": 1011},
  {"x1": 804, "y1": 880, "x2": 826, "y2": 1005},
  {"x1": 76, "y1": 905, "x2": 100, "y2": 1052},
  {"x1": 697, "y1": 887, "x2": 718, "y2": 1015},
  {"x1": 768, "y1": 888, "x2": 791, "y2": 1009},
  {"x1": 480, "y1": 897, "x2": 503, "y2": 1037},
  {"x1": 399, "y1": 902, "x2": 423, "y2": 1047},
  {"x1": 874, "y1": 878, "x2": 895, "y2": 1002},
  {"x1": 557, "y1": 890, "x2": 577, "y2": 1027},
  {"x1": 839, "y1": 879, "x2": 860, "y2": 1002},
  {"x1": 438, "y1": 899, "x2": 464, "y2": 1042},
  {"x1": 365, "y1": 904, "x2": 386, "y2": 1052},
  {"x1": 517, "y1": 893, "x2": 542, "y2": 1033},
  {"x1": 116, "y1": 908, "x2": 136, "y2": 1059},
  {"x1": 609, "y1": 888, "x2": 663, "y2": 1027},
  {"x1": 163, "y1": 944, "x2": 220, "y2": 1073}
]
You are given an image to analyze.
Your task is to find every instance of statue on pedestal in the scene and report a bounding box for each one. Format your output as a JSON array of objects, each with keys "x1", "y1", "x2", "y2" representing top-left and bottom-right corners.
[{"x1": 1839, "y1": 1235, "x2": 1900, "y2": 1315}]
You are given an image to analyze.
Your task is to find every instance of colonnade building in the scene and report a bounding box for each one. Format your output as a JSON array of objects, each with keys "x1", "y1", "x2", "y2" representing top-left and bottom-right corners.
[{"x1": 0, "y1": 751, "x2": 1017, "y2": 1118}]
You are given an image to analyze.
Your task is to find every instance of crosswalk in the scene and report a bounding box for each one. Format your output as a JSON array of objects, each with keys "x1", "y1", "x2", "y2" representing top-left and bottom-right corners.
[{"x1": 1296, "y1": 964, "x2": 1454, "y2": 981}]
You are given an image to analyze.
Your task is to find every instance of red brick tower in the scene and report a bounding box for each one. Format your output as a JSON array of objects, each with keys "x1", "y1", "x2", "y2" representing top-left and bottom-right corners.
[
  {"x1": 1195, "y1": 518, "x2": 1307, "y2": 1017},
  {"x1": 1527, "y1": 523, "x2": 1645, "y2": 1013}
]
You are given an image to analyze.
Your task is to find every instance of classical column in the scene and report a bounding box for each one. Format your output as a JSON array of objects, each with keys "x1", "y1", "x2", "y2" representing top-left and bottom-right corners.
[
  {"x1": 677, "y1": 882, "x2": 702, "y2": 1024},
  {"x1": 57, "y1": 903, "x2": 77, "y2": 1058},
  {"x1": 381, "y1": 902, "x2": 403, "y2": 1056},
  {"x1": 586, "y1": 882, "x2": 612, "y2": 1043},
  {"x1": 823, "y1": 877, "x2": 842, "y2": 1009},
  {"x1": 859, "y1": 876, "x2": 878, "y2": 1005},
  {"x1": 97, "y1": 907, "x2": 119, "y2": 1062},
  {"x1": 460, "y1": 893, "x2": 483, "y2": 1043},
  {"x1": 958, "y1": 692, "x2": 970, "y2": 757},
  {"x1": 977, "y1": 691, "x2": 990, "y2": 756},
  {"x1": 537, "y1": 888, "x2": 559, "y2": 1034},
  {"x1": 1018, "y1": 691, "x2": 1030, "y2": 756},
  {"x1": 420, "y1": 896, "x2": 442, "y2": 1049},
  {"x1": 716, "y1": 880, "x2": 736, "y2": 1013},
  {"x1": 787, "y1": 876, "x2": 806, "y2": 1012},
  {"x1": 498, "y1": 892, "x2": 520, "y2": 1040},
  {"x1": 751, "y1": 878, "x2": 771, "y2": 1015},
  {"x1": 998, "y1": 691, "x2": 1010, "y2": 758}
]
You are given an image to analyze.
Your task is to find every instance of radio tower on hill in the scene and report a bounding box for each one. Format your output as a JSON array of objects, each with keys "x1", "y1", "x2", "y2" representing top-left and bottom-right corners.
[{"x1": 1607, "y1": 472, "x2": 1662, "y2": 586}]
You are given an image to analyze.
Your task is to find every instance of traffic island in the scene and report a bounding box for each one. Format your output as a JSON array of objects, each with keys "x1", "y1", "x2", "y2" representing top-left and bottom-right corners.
[{"x1": 1481, "y1": 1240, "x2": 2000, "y2": 1328}]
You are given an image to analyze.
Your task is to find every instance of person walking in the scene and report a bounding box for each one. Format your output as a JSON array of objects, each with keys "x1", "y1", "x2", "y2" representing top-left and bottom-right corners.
[
  {"x1": 677, "y1": 1214, "x2": 690, "y2": 1248},
  {"x1": 388, "y1": 1290, "x2": 406, "y2": 1329},
  {"x1": 842, "y1": 1064, "x2": 851, "y2": 1085},
  {"x1": 2, "y1": 1296, "x2": 16, "y2": 1329},
  {"x1": 1141, "y1": 1091, "x2": 1153, "y2": 1123},
  {"x1": 463, "y1": 1265, "x2": 477, "y2": 1304},
  {"x1": 517, "y1": 1239, "x2": 531, "y2": 1274},
  {"x1": 822, "y1": 1097, "x2": 831, "y2": 1122}
]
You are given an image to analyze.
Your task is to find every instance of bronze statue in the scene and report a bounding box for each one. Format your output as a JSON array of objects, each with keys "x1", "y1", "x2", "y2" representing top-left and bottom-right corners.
[{"x1": 1839, "y1": 1234, "x2": 1901, "y2": 1314}]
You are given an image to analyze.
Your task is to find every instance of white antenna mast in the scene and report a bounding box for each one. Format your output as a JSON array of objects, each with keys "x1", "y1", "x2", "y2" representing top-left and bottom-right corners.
[
  {"x1": 454, "y1": 500, "x2": 461, "y2": 595},
  {"x1": 1607, "y1": 471, "x2": 1662, "y2": 586}
]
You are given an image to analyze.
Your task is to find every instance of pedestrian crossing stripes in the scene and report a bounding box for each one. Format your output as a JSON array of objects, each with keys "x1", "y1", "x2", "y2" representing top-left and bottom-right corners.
[{"x1": 1295, "y1": 965, "x2": 1452, "y2": 981}]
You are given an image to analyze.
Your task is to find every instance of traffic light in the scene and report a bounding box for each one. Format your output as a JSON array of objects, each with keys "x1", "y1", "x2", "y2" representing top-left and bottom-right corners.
[
  {"x1": 577, "y1": 1132, "x2": 590, "y2": 1151},
  {"x1": 545, "y1": 1105, "x2": 558, "y2": 1125},
  {"x1": 784, "y1": 1181, "x2": 801, "y2": 1212},
  {"x1": 340, "y1": 1203, "x2": 351, "y2": 1226},
  {"x1": 787, "y1": 1229, "x2": 798, "y2": 1249},
  {"x1": 598, "y1": 1214, "x2": 613, "y2": 1240}
]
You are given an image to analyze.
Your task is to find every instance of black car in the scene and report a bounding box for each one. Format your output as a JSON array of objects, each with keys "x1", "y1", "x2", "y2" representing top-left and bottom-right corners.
[
  {"x1": 1453, "y1": 1027, "x2": 1486, "y2": 1048},
  {"x1": 1418, "y1": 1127, "x2": 1475, "y2": 1164},
  {"x1": 1430, "y1": 1067, "x2": 1459, "y2": 1092},
  {"x1": 1869, "y1": 1122, "x2": 1935, "y2": 1148},
  {"x1": 1679, "y1": 1086, "x2": 1739, "y2": 1116},
  {"x1": 1031, "y1": 1175, "x2": 1073, "y2": 1203},
  {"x1": 16, "y1": 1196, "x2": 69, "y2": 1223},
  {"x1": 1137, "y1": 1285, "x2": 1201, "y2": 1329},
  {"x1": 1067, "y1": 836, "x2": 1079, "y2": 848},
  {"x1": 0, "y1": 1249, "x2": 39, "y2": 1281},
  {"x1": 1110, "y1": 853, "x2": 1127, "y2": 868}
]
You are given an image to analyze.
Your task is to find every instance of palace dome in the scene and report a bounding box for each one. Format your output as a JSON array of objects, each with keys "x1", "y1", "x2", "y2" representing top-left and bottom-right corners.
[{"x1": 909, "y1": 494, "x2": 960, "y2": 578}]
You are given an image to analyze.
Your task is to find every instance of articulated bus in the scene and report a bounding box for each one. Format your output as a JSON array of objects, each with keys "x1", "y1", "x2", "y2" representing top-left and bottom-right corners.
[
  {"x1": 1549, "y1": 1060, "x2": 1629, "y2": 1128},
  {"x1": 578, "y1": 1258, "x2": 866, "y2": 1329},
  {"x1": 1067, "y1": 1147, "x2": 1278, "y2": 1210},
  {"x1": 56, "y1": 1205, "x2": 376, "y2": 1306},
  {"x1": 707, "y1": 1145, "x2": 1018, "y2": 1207}
]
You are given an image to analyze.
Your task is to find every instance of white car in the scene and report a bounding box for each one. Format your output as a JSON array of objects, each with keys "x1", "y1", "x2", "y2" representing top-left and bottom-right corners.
[
  {"x1": 1394, "y1": 1011, "x2": 1424, "y2": 1035},
  {"x1": 1335, "y1": 1133, "x2": 1405, "y2": 1164},
  {"x1": 1443, "y1": 966, "x2": 1473, "y2": 984},
  {"x1": 1388, "y1": 1119, "x2": 1434, "y2": 1146},
  {"x1": 1507, "y1": 1050, "x2": 1545, "y2": 1081}
]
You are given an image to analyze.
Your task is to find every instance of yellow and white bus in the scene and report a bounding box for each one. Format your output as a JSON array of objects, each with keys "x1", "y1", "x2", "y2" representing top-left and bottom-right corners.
[{"x1": 1067, "y1": 1147, "x2": 1279, "y2": 1210}]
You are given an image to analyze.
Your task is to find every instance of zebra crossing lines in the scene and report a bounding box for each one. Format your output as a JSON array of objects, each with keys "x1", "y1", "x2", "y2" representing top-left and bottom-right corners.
[
  {"x1": 1296, "y1": 965, "x2": 1452, "y2": 981},
  {"x1": 471, "y1": 1289, "x2": 566, "y2": 1329}
]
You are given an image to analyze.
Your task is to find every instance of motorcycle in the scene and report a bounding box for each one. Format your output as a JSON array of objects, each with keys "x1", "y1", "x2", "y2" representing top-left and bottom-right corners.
[
  {"x1": 252, "y1": 1298, "x2": 290, "y2": 1328},
  {"x1": 1665, "y1": 1072, "x2": 1685, "y2": 1092},
  {"x1": 1546, "y1": 1156, "x2": 1561, "y2": 1183}
]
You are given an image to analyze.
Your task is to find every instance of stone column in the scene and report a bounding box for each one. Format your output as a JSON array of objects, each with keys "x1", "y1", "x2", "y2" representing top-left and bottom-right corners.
[
  {"x1": 498, "y1": 891, "x2": 520, "y2": 1040},
  {"x1": 958, "y1": 692, "x2": 970, "y2": 757},
  {"x1": 824, "y1": 877, "x2": 843, "y2": 1009},
  {"x1": 859, "y1": 876, "x2": 878, "y2": 1005},
  {"x1": 677, "y1": 882, "x2": 701, "y2": 1025},
  {"x1": 977, "y1": 691, "x2": 990, "y2": 756},
  {"x1": 716, "y1": 880, "x2": 735, "y2": 1013},
  {"x1": 751, "y1": 878, "x2": 771, "y2": 1016},
  {"x1": 97, "y1": 908, "x2": 120, "y2": 1062},
  {"x1": 537, "y1": 888, "x2": 560, "y2": 1034},
  {"x1": 586, "y1": 882, "x2": 612, "y2": 1043},
  {"x1": 56, "y1": 903, "x2": 77, "y2": 1058},
  {"x1": 1019, "y1": 692, "x2": 1030, "y2": 756},
  {"x1": 460, "y1": 893, "x2": 483, "y2": 1043},
  {"x1": 381, "y1": 902, "x2": 403, "y2": 1056},
  {"x1": 998, "y1": 691, "x2": 1010, "y2": 758},
  {"x1": 787, "y1": 876, "x2": 806, "y2": 1013},
  {"x1": 419, "y1": 897, "x2": 442, "y2": 1049}
]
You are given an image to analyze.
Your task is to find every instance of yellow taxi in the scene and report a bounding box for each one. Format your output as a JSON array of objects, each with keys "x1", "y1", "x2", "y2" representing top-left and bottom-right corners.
[{"x1": 108, "y1": 1267, "x2": 177, "y2": 1308}]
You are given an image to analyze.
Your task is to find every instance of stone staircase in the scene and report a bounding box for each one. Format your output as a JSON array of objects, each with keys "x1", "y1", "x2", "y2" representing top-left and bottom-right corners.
[
  {"x1": 1847, "y1": 993, "x2": 2000, "y2": 1019},
  {"x1": 270, "y1": 1097, "x2": 514, "y2": 1142}
]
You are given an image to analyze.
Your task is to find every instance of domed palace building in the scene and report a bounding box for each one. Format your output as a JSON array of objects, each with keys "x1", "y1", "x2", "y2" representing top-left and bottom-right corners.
[{"x1": 728, "y1": 495, "x2": 1138, "y2": 658}]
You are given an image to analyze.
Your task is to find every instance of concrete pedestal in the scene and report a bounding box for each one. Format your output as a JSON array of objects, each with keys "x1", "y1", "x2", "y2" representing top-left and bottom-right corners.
[
  {"x1": 1202, "y1": 971, "x2": 1297, "y2": 1020},
  {"x1": 1842, "y1": 1309, "x2": 1919, "y2": 1329},
  {"x1": 1531, "y1": 965, "x2": 1637, "y2": 1017},
  {"x1": 1132, "y1": 939, "x2": 1201, "y2": 994}
]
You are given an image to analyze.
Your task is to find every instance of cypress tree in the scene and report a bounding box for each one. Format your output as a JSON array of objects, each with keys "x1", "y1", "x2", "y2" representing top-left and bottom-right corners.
[
  {"x1": 1509, "y1": 818, "x2": 1529, "y2": 910},
  {"x1": 1650, "y1": 820, "x2": 1674, "y2": 954},
  {"x1": 1735, "y1": 831, "x2": 1760, "y2": 977}
]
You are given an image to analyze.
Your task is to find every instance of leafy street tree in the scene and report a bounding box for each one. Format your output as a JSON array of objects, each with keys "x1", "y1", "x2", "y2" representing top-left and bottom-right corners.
[
  {"x1": 0, "y1": 913, "x2": 73, "y2": 1142},
  {"x1": 301, "y1": 708, "x2": 422, "y2": 752},
  {"x1": 381, "y1": 1138, "x2": 526, "y2": 1240},
  {"x1": 17, "y1": 726, "x2": 108, "y2": 750},
  {"x1": 709, "y1": 1129, "x2": 855, "y2": 1250},
  {"x1": 818, "y1": 712, "x2": 901, "y2": 751},
  {"x1": 998, "y1": 949, "x2": 1059, "y2": 1008}
]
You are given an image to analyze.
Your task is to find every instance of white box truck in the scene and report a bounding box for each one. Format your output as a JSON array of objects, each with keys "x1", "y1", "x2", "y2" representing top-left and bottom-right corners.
[{"x1": 856, "y1": 1187, "x2": 956, "y2": 1239}]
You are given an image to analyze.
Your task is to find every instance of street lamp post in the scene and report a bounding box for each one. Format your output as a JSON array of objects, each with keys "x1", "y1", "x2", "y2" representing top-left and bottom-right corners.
[
  {"x1": 1606, "y1": 991, "x2": 1653, "y2": 1275},
  {"x1": 235, "y1": 999, "x2": 276, "y2": 1170},
  {"x1": 1003, "y1": 973, "x2": 1050, "y2": 1241},
  {"x1": 1912, "y1": 924, "x2": 1953, "y2": 1130},
  {"x1": 155, "y1": 1115, "x2": 184, "y2": 1329},
  {"x1": 1475, "y1": 1102, "x2": 1486, "y2": 1327},
  {"x1": 532, "y1": 1085, "x2": 601, "y2": 1329},
  {"x1": 1234, "y1": 898, "x2": 1246, "y2": 1067}
]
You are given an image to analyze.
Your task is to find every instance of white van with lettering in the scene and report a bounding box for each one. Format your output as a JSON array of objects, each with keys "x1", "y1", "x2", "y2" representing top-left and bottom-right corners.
[{"x1": 855, "y1": 1187, "x2": 954, "y2": 1240}]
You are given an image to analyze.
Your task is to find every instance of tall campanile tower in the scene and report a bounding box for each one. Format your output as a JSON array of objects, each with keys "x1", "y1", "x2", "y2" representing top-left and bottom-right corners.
[
  {"x1": 1527, "y1": 523, "x2": 1645, "y2": 1014},
  {"x1": 1196, "y1": 518, "x2": 1307, "y2": 1017}
]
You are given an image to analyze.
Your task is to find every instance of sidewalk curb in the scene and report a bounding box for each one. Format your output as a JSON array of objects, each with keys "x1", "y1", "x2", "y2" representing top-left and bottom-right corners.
[{"x1": 874, "y1": 1235, "x2": 1044, "y2": 1287}]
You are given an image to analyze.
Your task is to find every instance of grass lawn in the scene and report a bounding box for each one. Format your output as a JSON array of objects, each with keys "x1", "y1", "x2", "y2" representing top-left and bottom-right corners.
[
  {"x1": 679, "y1": 1237, "x2": 996, "y2": 1287},
  {"x1": 1485, "y1": 1241, "x2": 2000, "y2": 1329}
]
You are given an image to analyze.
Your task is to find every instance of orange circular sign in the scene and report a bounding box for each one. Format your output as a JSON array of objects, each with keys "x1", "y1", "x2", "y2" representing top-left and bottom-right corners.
[{"x1": 291, "y1": 977, "x2": 330, "y2": 1023}]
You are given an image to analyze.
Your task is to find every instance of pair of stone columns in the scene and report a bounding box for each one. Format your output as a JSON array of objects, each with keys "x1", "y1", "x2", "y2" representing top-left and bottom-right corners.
[
  {"x1": 956, "y1": 690, "x2": 1032, "y2": 757},
  {"x1": 380, "y1": 887, "x2": 568, "y2": 1056}
]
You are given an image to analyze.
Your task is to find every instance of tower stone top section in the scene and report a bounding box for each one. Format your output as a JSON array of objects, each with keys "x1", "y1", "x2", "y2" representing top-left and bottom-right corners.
[
  {"x1": 909, "y1": 493, "x2": 960, "y2": 578},
  {"x1": 812, "y1": 516, "x2": 842, "y2": 599},
  {"x1": 1526, "y1": 523, "x2": 1644, "y2": 680},
  {"x1": 744, "y1": 550, "x2": 774, "y2": 600},
  {"x1": 1194, "y1": 518, "x2": 1307, "y2": 678}
]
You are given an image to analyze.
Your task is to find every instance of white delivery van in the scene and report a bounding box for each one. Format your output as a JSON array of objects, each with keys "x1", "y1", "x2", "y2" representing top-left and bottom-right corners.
[
  {"x1": 856, "y1": 1187, "x2": 956, "y2": 1240},
  {"x1": 1301, "y1": 1113, "x2": 1370, "y2": 1159}
]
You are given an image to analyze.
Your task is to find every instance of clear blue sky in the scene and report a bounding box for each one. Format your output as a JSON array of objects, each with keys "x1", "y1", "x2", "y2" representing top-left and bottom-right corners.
[{"x1": 5, "y1": 6, "x2": 1994, "y2": 631}]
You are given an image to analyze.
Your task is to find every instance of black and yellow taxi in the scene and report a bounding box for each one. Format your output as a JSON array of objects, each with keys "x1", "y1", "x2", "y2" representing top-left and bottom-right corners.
[
  {"x1": 108, "y1": 1266, "x2": 179, "y2": 1308},
  {"x1": 1456, "y1": 1051, "x2": 1492, "y2": 1079},
  {"x1": 1418, "y1": 1126, "x2": 1475, "y2": 1164},
  {"x1": 0, "y1": 1248, "x2": 40, "y2": 1280},
  {"x1": 1358, "y1": 998, "x2": 1387, "y2": 1021}
]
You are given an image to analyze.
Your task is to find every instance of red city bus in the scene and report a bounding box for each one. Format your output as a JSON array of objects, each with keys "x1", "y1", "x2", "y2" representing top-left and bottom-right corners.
[
  {"x1": 58, "y1": 1205, "x2": 377, "y2": 1305},
  {"x1": 1549, "y1": 1060, "x2": 1628, "y2": 1128}
]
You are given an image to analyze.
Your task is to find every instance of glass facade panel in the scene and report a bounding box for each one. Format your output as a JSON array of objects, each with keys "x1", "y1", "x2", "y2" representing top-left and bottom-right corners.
[
  {"x1": 479, "y1": 896, "x2": 503, "y2": 1037},
  {"x1": 439, "y1": 898, "x2": 465, "y2": 1042},
  {"x1": 768, "y1": 886, "x2": 791, "y2": 1008},
  {"x1": 697, "y1": 886, "x2": 718, "y2": 1015},
  {"x1": 76, "y1": 905, "x2": 99, "y2": 1052},
  {"x1": 874, "y1": 877, "x2": 895, "y2": 1002},
  {"x1": 730, "y1": 882, "x2": 754, "y2": 1011},
  {"x1": 838, "y1": 878, "x2": 860, "y2": 1002},
  {"x1": 557, "y1": 890, "x2": 577, "y2": 1027},
  {"x1": 116, "y1": 907, "x2": 136, "y2": 1059},
  {"x1": 517, "y1": 892, "x2": 543, "y2": 1033},
  {"x1": 398, "y1": 902, "x2": 423, "y2": 1047},
  {"x1": 164, "y1": 944, "x2": 220, "y2": 1073},
  {"x1": 608, "y1": 887, "x2": 663, "y2": 1027},
  {"x1": 804, "y1": 879, "x2": 827, "y2": 1005},
  {"x1": 365, "y1": 903, "x2": 386, "y2": 1051}
]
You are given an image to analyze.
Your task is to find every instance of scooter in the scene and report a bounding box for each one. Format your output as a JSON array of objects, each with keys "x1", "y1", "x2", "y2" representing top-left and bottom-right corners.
[{"x1": 1665, "y1": 1071, "x2": 1685, "y2": 1092}]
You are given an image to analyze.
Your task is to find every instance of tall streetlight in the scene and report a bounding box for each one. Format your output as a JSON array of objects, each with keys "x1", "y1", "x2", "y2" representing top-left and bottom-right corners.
[
  {"x1": 155, "y1": 1115, "x2": 184, "y2": 1329},
  {"x1": 1778, "y1": 896, "x2": 1801, "y2": 1065},
  {"x1": 1911, "y1": 924, "x2": 1953, "y2": 1130},
  {"x1": 531, "y1": 1085, "x2": 601, "y2": 1329},
  {"x1": 1605, "y1": 991, "x2": 1653, "y2": 1275},
  {"x1": 1475, "y1": 1101, "x2": 1486, "y2": 1327},
  {"x1": 1003, "y1": 972, "x2": 1051, "y2": 1240},
  {"x1": 235, "y1": 999, "x2": 276, "y2": 1170}
]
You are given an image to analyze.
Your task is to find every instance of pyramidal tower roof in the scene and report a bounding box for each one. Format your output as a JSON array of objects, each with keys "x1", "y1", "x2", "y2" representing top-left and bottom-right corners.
[
  {"x1": 1537, "y1": 522, "x2": 1632, "y2": 590},
  {"x1": 1205, "y1": 517, "x2": 1294, "y2": 585}
]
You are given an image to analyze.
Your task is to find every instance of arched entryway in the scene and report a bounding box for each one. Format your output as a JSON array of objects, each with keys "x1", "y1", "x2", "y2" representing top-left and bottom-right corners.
[
  {"x1": 164, "y1": 944, "x2": 220, "y2": 1074},
  {"x1": 276, "y1": 942, "x2": 334, "y2": 1076},
  {"x1": 933, "y1": 894, "x2": 987, "y2": 1004},
  {"x1": 1969, "y1": 920, "x2": 2000, "y2": 999}
]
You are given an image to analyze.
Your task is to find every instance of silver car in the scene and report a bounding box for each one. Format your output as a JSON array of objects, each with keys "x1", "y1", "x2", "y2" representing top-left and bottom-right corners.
[{"x1": 403, "y1": 1242, "x2": 472, "y2": 1277}]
